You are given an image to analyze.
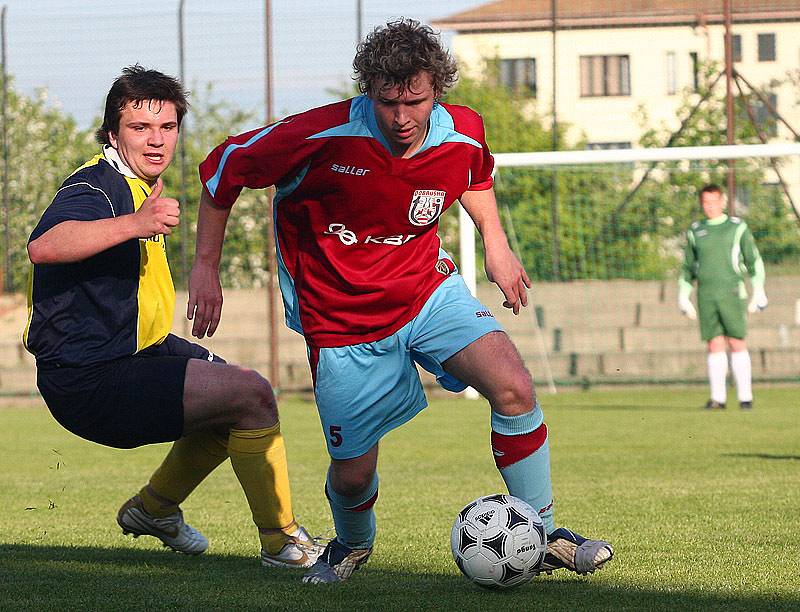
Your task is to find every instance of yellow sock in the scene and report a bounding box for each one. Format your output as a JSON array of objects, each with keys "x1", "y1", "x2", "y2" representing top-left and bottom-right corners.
[
  {"x1": 140, "y1": 431, "x2": 229, "y2": 518},
  {"x1": 228, "y1": 424, "x2": 296, "y2": 553}
]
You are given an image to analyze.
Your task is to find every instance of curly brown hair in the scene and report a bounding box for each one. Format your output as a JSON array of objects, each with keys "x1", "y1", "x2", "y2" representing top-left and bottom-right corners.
[{"x1": 353, "y1": 18, "x2": 457, "y2": 98}]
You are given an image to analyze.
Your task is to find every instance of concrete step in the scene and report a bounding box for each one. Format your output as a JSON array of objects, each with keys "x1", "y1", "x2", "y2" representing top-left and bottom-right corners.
[
  {"x1": 508, "y1": 324, "x2": 800, "y2": 354},
  {"x1": 4, "y1": 277, "x2": 799, "y2": 394},
  {"x1": 0, "y1": 365, "x2": 37, "y2": 393},
  {"x1": 521, "y1": 347, "x2": 800, "y2": 380}
]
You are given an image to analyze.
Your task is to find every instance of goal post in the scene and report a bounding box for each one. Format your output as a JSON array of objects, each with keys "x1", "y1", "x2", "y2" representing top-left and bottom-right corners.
[
  {"x1": 491, "y1": 142, "x2": 800, "y2": 168},
  {"x1": 457, "y1": 142, "x2": 800, "y2": 389}
]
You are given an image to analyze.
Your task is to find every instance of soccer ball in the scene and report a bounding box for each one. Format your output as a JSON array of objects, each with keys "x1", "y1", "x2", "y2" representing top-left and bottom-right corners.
[{"x1": 450, "y1": 494, "x2": 547, "y2": 589}]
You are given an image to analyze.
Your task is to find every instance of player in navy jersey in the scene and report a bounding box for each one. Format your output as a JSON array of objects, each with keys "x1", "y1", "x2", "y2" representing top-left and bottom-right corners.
[
  {"x1": 25, "y1": 66, "x2": 321, "y2": 569},
  {"x1": 191, "y1": 19, "x2": 613, "y2": 583}
]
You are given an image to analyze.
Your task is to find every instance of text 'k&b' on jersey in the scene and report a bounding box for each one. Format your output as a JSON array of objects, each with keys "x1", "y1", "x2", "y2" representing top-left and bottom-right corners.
[
  {"x1": 23, "y1": 148, "x2": 175, "y2": 367},
  {"x1": 199, "y1": 95, "x2": 494, "y2": 348}
]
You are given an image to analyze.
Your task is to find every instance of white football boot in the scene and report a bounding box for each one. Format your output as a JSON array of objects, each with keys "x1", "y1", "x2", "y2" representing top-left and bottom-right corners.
[
  {"x1": 541, "y1": 527, "x2": 613, "y2": 575},
  {"x1": 260, "y1": 525, "x2": 324, "y2": 569},
  {"x1": 117, "y1": 495, "x2": 208, "y2": 555},
  {"x1": 302, "y1": 539, "x2": 373, "y2": 584}
]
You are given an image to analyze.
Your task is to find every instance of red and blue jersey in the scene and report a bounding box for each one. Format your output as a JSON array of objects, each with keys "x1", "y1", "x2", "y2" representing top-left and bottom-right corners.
[{"x1": 199, "y1": 95, "x2": 494, "y2": 347}]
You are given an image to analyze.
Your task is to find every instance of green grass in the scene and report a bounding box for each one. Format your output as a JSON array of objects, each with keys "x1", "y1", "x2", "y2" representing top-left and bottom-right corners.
[{"x1": 1, "y1": 387, "x2": 798, "y2": 611}]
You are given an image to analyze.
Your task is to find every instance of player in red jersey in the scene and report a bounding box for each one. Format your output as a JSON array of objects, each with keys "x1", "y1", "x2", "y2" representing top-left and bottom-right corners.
[{"x1": 190, "y1": 19, "x2": 613, "y2": 584}]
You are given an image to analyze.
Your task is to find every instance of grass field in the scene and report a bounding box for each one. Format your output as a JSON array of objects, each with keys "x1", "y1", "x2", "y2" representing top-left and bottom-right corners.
[{"x1": 1, "y1": 387, "x2": 798, "y2": 611}]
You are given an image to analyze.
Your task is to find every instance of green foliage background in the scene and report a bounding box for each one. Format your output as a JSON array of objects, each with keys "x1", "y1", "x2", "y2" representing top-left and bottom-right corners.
[
  {"x1": 4, "y1": 62, "x2": 799, "y2": 291},
  {"x1": 445, "y1": 61, "x2": 800, "y2": 282},
  {"x1": 2, "y1": 80, "x2": 97, "y2": 291}
]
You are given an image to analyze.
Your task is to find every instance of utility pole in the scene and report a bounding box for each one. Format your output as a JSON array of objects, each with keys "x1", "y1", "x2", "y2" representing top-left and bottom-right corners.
[
  {"x1": 356, "y1": 0, "x2": 363, "y2": 47},
  {"x1": 549, "y1": 0, "x2": 561, "y2": 280},
  {"x1": 724, "y1": 0, "x2": 736, "y2": 213},
  {"x1": 1, "y1": 6, "x2": 8, "y2": 293},
  {"x1": 265, "y1": 0, "x2": 280, "y2": 391},
  {"x1": 177, "y1": 0, "x2": 189, "y2": 334}
]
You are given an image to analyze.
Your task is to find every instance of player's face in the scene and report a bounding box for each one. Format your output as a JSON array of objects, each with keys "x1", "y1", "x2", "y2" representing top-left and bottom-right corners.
[
  {"x1": 371, "y1": 71, "x2": 436, "y2": 158},
  {"x1": 108, "y1": 100, "x2": 179, "y2": 184},
  {"x1": 700, "y1": 190, "x2": 725, "y2": 219}
]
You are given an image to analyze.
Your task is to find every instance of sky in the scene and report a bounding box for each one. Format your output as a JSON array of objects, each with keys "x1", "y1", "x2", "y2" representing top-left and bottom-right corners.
[{"x1": 2, "y1": 0, "x2": 480, "y2": 127}]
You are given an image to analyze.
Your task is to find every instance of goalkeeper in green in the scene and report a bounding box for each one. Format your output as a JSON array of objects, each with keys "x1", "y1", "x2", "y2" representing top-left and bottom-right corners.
[{"x1": 678, "y1": 184, "x2": 767, "y2": 409}]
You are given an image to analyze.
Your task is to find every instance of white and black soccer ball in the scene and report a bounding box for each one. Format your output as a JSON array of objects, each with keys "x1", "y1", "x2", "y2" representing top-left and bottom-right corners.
[{"x1": 451, "y1": 494, "x2": 547, "y2": 589}]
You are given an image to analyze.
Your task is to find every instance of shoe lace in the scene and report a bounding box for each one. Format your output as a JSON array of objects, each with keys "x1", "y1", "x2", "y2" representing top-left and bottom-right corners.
[
  {"x1": 280, "y1": 521, "x2": 332, "y2": 555},
  {"x1": 295, "y1": 527, "x2": 331, "y2": 553},
  {"x1": 150, "y1": 509, "x2": 192, "y2": 536}
]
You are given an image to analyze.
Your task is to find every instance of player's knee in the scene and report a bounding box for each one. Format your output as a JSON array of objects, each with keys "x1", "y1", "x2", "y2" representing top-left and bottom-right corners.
[
  {"x1": 492, "y1": 370, "x2": 535, "y2": 416},
  {"x1": 235, "y1": 368, "x2": 278, "y2": 427},
  {"x1": 331, "y1": 466, "x2": 375, "y2": 498}
]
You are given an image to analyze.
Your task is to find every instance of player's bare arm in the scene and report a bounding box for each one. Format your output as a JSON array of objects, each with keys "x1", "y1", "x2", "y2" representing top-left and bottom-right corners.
[
  {"x1": 27, "y1": 177, "x2": 178, "y2": 264},
  {"x1": 188, "y1": 188, "x2": 231, "y2": 338},
  {"x1": 459, "y1": 188, "x2": 531, "y2": 315}
]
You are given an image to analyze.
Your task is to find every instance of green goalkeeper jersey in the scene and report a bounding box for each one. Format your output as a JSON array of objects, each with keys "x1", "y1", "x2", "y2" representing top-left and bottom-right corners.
[{"x1": 679, "y1": 214, "x2": 765, "y2": 298}]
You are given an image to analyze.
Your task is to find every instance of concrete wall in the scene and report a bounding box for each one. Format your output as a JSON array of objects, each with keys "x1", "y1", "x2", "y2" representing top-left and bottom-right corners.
[{"x1": 3, "y1": 276, "x2": 799, "y2": 394}]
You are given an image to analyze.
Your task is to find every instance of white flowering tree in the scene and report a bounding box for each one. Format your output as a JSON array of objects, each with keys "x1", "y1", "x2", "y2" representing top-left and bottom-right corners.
[{"x1": 1, "y1": 78, "x2": 95, "y2": 291}]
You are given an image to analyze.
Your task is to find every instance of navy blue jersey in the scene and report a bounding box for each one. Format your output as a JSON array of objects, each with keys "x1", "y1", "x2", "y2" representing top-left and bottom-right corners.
[{"x1": 24, "y1": 149, "x2": 175, "y2": 367}]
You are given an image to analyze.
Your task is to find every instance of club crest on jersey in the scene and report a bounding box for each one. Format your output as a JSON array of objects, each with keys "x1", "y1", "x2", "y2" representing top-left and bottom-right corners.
[
  {"x1": 435, "y1": 258, "x2": 455, "y2": 276},
  {"x1": 408, "y1": 189, "x2": 445, "y2": 226}
]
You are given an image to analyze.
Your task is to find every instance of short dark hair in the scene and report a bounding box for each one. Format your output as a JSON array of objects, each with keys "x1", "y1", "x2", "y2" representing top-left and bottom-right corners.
[
  {"x1": 353, "y1": 18, "x2": 458, "y2": 98},
  {"x1": 699, "y1": 183, "x2": 723, "y2": 197},
  {"x1": 96, "y1": 65, "x2": 189, "y2": 145}
]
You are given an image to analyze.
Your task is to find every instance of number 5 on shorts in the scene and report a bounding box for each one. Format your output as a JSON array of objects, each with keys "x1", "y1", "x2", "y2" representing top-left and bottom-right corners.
[{"x1": 329, "y1": 425, "x2": 343, "y2": 447}]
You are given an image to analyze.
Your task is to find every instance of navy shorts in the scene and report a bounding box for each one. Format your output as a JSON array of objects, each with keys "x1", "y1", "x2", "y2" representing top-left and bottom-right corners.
[{"x1": 36, "y1": 334, "x2": 225, "y2": 449}]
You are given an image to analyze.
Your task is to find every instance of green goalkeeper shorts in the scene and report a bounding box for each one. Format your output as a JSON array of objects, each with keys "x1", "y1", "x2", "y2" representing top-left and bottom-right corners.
[{"x1": 697, "y1": 289, "x2": 747, "y2": 341}]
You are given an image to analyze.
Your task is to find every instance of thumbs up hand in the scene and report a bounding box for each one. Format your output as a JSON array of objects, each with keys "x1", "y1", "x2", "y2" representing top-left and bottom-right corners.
[{"x1": 132, "y1": 177, "x2": 180, "y2": 237}]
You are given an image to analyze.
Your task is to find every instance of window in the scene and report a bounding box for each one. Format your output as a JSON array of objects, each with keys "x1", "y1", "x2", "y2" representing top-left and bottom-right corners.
[
  {"x1": 755, "y1": 93, "x2": 778, "y2": 135},
  {"x1": 580, "y1": 55, "x2": 630, "y2": 97},
  {"x1": 737, "y1": 184, "x2": 752, "y2": 210},
  {"x1": 732, "y1": 34, "x2": 742, "y2": 62},
  {"x1": 690, "y1": 52, "x2": 700, "y2": 91},
  {"x1": 666, "y1": 51, "x2": 677, "y2": 95},
  {"x1": 737, "y1": 183, "x2": 781, "y2": 210},
  {"x1": 737, "y1": 92, "x2": 778, "y2": 137},
  {"x1": 758, "y1": 33, "x2": 776, "y2": 61},
  {"x1": 586, "y1": 142, "x2": 632, "y2": 150},
  {"x1": 499, "y1": 58, "x2": 537, "y2": 96},
  {"x1": 752, "y1": 93, "x2": 778, "y2": 137}
]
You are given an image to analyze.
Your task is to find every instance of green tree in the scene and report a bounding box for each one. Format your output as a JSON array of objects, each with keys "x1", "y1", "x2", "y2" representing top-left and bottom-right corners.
[
  {"x1": 2, "y1": 78, "x2": 96, "y2": 291},
  {"x1": 265, "y1": 59, "x2": 799, "y2": 286},
  {"x1": 2, "y1": 78, "x2": 268, "y2": 292},
  {"x1": 160, "y1": 84, "x2": 262, "y2": 289},
  {"x1": 636, "y1": 61, "x2": 800, "y2": 272},
  {"x1": 444, "y1": 65, "x2": 569, "y2": 280},
  {"x1": 446, "y1": 64, "x2": 653, "y2": 281}
]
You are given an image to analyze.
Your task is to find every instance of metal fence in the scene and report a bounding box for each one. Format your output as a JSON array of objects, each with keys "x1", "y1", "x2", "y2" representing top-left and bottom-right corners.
[
  {"x1": 2, "y1": 0, "x2": 800, "y2": 292},
  {"x1": 1, "y1": 1, "x2": 799, "y2": 393}
]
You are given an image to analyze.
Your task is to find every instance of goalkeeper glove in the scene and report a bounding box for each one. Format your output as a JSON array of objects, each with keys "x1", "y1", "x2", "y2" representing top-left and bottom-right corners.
[
  {"x1": 748, "y1": 287, "x2": 768, "y2": 313},
  {"x1": 678, "y1": 293, "x2": 697, "y2": 320}
]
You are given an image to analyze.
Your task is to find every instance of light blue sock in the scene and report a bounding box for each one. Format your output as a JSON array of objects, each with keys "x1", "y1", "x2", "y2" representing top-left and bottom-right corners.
[
  {"x1": 491, "y1": 403, "x2": 555, "y2": 534},
  {"x1": 325, "y1": 468, "x2": 378, "y2": 549}
]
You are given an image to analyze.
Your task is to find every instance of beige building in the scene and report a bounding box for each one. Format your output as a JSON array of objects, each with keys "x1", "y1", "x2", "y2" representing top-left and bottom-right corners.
[{"x1": 434, "y1": 0, "x2": 800, "y2": 150}]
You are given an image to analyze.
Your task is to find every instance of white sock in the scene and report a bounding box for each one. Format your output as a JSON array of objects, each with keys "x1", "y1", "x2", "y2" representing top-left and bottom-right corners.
[
  {"x1": 707, "y1": 351, "x2": 728, "y2": 404},
  {"x1": 730, "y1": 350, "x2": 753, "y2": 402}
]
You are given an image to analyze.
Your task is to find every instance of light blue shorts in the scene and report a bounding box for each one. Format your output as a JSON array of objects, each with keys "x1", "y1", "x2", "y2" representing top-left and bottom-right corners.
[{"x1": 310, "y1": 273, "x2": 503, "y2": 460}]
